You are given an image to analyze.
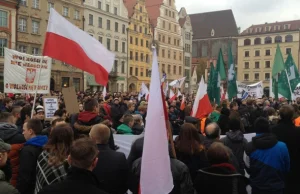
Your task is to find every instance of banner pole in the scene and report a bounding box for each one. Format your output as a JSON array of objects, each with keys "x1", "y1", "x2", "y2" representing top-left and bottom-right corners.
[{"x1": 31, "y1": 57, "x2": 44, "y2": 118}]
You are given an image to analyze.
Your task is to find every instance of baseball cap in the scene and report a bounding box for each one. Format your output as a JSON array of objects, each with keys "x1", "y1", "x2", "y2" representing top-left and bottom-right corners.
[
  {"x1": 35, "y1": 105, "x2": 44, "y2": 113},
  {"x1": 0, "y1": 139, "x2": 11, "y2": 152}
]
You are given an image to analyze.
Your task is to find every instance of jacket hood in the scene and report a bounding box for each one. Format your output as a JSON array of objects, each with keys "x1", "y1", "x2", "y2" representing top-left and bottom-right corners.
[
  {"x1": 78, "y1": 111, "x2": 99, "y2": 123},
  {"x1": 0, "y1": 123, "x2": 19, "y2": 141},
  {"x1": 252, "y1": 133, "x2": 277, "y2": 149},
  {"x1": 226, "y1": 130, "x2": 244, "y2": 142},
  {"x1": 117, "y1": 124, "x2": 133, "y2": 134},
  {"x1": 25, "y1": 135, "x2": 48, "y2": 147}
]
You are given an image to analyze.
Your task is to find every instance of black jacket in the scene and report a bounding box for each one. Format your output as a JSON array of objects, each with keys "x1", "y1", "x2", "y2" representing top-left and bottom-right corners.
[
  {"x1": 38, "y1": 167, "x2": 108, "y2": 194},
  {"x1": 221, "y1": 130, "x2": 248, "y2": 175},
  {"x1": 93, "y1": 144, "x2": 129, "y2": 194},
  {"x1": 194, "y1": 163, "x2": 249, "y2": 194},
  {"x1": 0, "y1": 123, "x2": 25, "y2": 144},
  {"x1": 127, "y1": 137, "x2": 144, "y2": 168}
]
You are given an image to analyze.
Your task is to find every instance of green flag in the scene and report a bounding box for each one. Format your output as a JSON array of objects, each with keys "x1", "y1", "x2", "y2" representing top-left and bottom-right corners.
[
  {"x1": 207, "y1": 63, "x2": 214, "y2": 102},
  {"x1": 227, "y1": 45, "x2": 237, "y2": 101},
  {"x1": 213, "y1": 49, "x2": 227, "y2": 104},
  {"x1": 285, "y1": 53, "x2": 300, "y2": 92},
  {"x1": 272, "y1": 44, "x2": 291, "y2": 100}
]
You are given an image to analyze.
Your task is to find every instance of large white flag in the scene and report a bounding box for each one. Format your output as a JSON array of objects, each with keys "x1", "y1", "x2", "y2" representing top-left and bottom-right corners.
[
  {"x1": 138, "y1": 82, "x2": 150, "y2": 101},
  {"x1": 169, "y1": 77, "x2": 186, "y2": 88},
  {"x1": 140, "y1": 47, "x2": 173, "y2": 194}
]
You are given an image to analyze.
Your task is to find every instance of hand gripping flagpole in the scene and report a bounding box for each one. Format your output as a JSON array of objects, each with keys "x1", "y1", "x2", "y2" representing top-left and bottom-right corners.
[{"x1": 31, "y1": 57, "x2": 44, "y2": 118}]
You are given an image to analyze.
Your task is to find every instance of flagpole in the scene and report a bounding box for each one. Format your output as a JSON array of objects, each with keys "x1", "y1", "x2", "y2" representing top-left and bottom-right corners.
[{"x1": 31, "y1": 57, "x2": 44, "y2": 118}]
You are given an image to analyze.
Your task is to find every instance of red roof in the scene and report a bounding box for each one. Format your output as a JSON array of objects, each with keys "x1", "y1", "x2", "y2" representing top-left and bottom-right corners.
[
  {"x1": 145, "y1": 0, "x2": 163, "y2": 28},
  {"x1": 123, "y1": 0, "x2": 137, "y2": 18}
]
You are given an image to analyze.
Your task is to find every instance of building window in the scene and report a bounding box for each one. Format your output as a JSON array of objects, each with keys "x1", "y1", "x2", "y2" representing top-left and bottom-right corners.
[
  {"x1": 48, "y1": 2, "x2": 54, "y2": 11},
  {"x1": 73, "y1": 78, "x2": 80, "y2": 92},
  {"x1": 140, "y1": 68, "x2": 144, "y2": 76},
  {"x1": 135, "y1": 68, "x2": 138, "y2": 76},
  {"x1": 114, "y1": 7, "x2": 118, "y2": 15},
  {"x1": 169, "y1": 11, "x2": 171, "y2": 17},
  {"x1": 266, "y1": 49, "x2": 271, "y2": 56},
  {"x1": 0, "y1": 39, "x2": 7, "y2": 57},
  {"x1": 135, "y1": 52, "x2": 138, "y2": 61},
  {"x1": 172, "y1": 12, "x2": 175, "y2": 18},
  {"x1": 286, "y1": 48, "x2": 291, "y2": 55},
  {"x1": 115, "y1": 22, "x2": 118, "y2": 32},
  {"x1": 284, "y1": 24, "x2": 290, "y2": 30},
  {"x1": 245, "y1": 51, "x2": 249, "y2": 57},
  {"x1": 162, "y1": 64, "x2": 165, "y2": 72},
  {"x1": 145, "y1": 28, "x2": 148, "y2": 34},
  {"x1": 134, "y1": 25, "x2": 137, "y2": 31},
  {"x1": 185, "y1": 57, "x2": 190, "y2": 66},
  {"x1": 18, "y1": 18, "x2": 27, "y2": 32},
  {"x1": 107, "y1": 20, "x2": 110, "y2": 30},
  {"x1": 254, "y1": 73, "x2": 259, "y2": 80},
  {"x1": 140, "y1": 6, "x2": 143, "y2": 12},
  {"x1": 115, "y1": 40, "x2": 118, "y2": 52},
  {"x1": 244, "y1": 39, "x2": 251, "y2": 46},
  {"x1": 98, "y1": 17, "x2": 102, "y2": 28},
  {"x1": 168, "y1": 50, "x2": 170, "y2": 58},
  {"x1": 135, "y1": 38, "x2": 138, "y2": 46},
  {"x1": 63, "y1": 7, "x2": 69, "y2": 17},
  {"x1": 162, "y1": 36, "x2": 165, "y2": 43},
  {"x1": 255, "y1": 50, "x2": 260, "y2": 57},
  {"x1": 169, "y1": 23, "x2": 171, "y2": 30},
  {"x1": 167, "y1": 65, "x2": 171, "y2": 73},
  {"x1": 139, "y1": 16, "x2": 142, "y2": 22},
  {"x1": 265, "y1": 73, "x2": 270, "y2": 81},
  {"x1": 173, "y1": 66, "x2": 176, "y2": 74},
  {"x1": 158, "y1": 34, "x2": 161, "y2": 41},
  {"x1": 18, "y1": 45, "x2": 27, "y2": 53},
  {"x1": 106, "y1": 4, "x2": 110, "y2": 12},
  {"x1": 146, "y1": 40, "x2": 149, "y2": 48},
  {"x1": 275, "y1": 36, "x2": 282, "y2": 43},
  {"x1": 140, "y1": 53, "x2": 144, "y2": 61},
  {"x1": 32, "y1": 0, "x2": 39, "y2": 9},
  {"x1": 162, "y1": 49, "x2": 165, "y2": 58},
  {"x1": 122, "y1": 24, "x2": 126, "y2": 34},
  {"x1": 32, "y1": 47, "x2": 39, "y2": 56},
  {"x1": 173, "y1": 39, "x2": 176, "y2": 45},
  {"x1": 122, "y1": 42, "x2": 125, "y2": 53},
  {"x1": 174, "y1": 51, "x2": 176, "y2": 60},
  {"x1": 168, "y1": 37, "x2": 171, "y2": 44},
  {"x1": 179, "y1": 53, "x2": 182, "y2": 61},
  {"x1": 130, "y1": 67, "x2": 133, "y2": 75},
  {"x1": 177, "y1": 40, "x2": 180, "y2": 46},
  {"x1": 130, "y1": 36, "x2": 133, "y2": 44},
  {"x1": 244, "y1": 62, "x2": 249, "y2": 69},
  {"x1": 146, "y1": 54, "x2": 149, "y2": 63},
  {"x1": 141, "y1": 39, "x2": 143, "y2": 47},
  {"x1": 285, "y1": 35, "x2": 293, "y2": 42},
  {"x1": 114, "y1": 60, "x2": 118, "y2": 72},
  {"x1": 20, "y1": 0, "x2": 27, "y2": 6},
  {"x1": 121, "y1": 61, "x2": 125, "y2": 73},
  {"x1": 255, "y1": 62, "x2": 260, "y2": 69},
  {"x1": 264, "y1": 37, "x2": 272, "y2": 44},
  {"x1": 32, "y1": 20, "x2": 40, "y2": 34},
  {"x1": 139, "y1": 26, "x2": 142, "y2": 33},
  {"x1": 244, "y1": 74, "x2": 249, "y2": 81},
  {"x1": 98, "y1": 36, "x2": 102, "y2": 43},
  {"x1": 74, "y1": 10, "x2": 80, "y2": 20},
  {"x1": 265, "y1": 61, "x2": 270, "y2": 68},
  {"x1": 169, "y1": 0, "x2": 172, "y2": 6},
  {"x1": 130, "y1": 51, "x2": 133, "y2": 60},
  {"x1": 107, "y1": 38, "x2": 111, "y2": 50},
  {"x1": 0, "y1": 11, "x2": 8, "y2": 27},
  {"x1": 254, "y1": 38, "x2": 261, "y2": 45},
  {"x1": 179, "y1": 66, "x2": 182, "y2": 75},
  {"x1": 89, "y1": 14, "x2": 93, "y2": 25},
  {"x1": 98, "y1": 1, "x2": 102, "y2": 9},
  {"x1": 61, "y1": 77, "x2": 70, "y2": 88},
  {"x1": 165, "y1": 9, "x2": 168, "y2": 16}
]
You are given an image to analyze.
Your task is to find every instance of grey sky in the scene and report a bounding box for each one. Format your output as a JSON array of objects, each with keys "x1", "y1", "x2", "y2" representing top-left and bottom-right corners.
[{"x1": 176, "y1": 0, "x2": 300, "y2": 31}]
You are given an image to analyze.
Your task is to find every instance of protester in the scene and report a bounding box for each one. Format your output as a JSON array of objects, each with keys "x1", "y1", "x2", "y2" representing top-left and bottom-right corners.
[
  {"x1": 37, "y1": 137, "x2": 107, "y2": 194},
  {"x1": 117, "y1": 114, "x2": 134, "y2": 135},
  {"x1": 1, "y1": 97, "x2": 13, "y2": 112}
]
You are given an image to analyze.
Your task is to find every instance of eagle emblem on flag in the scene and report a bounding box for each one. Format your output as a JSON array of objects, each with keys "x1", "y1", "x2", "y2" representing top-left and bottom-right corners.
[{"x1": 25, "y1": 68, "x2": 36, "y2": 83}]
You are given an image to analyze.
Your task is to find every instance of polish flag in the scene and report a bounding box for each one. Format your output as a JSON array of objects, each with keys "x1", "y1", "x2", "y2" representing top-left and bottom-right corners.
[
  {"x1": 169, "y1": 89, "x2": 176, "y2": 102},
  {"x1": 191, "y1": 76, "x2": 213, "y2": 119},
  {"x1": 102, "y1": 87, "x2": 107, "y2": 98},
  {"x1": 180, "y1": 95, "x2": 185, "y2": 111},
  {"x1": 177, "y1": 90, "x2": 182, "y2": 97},
  {"x1": 43, "y1": 9, "x2": 114, "y2": 86},
  {"x1": 140, "y1": 47, "x2": 173, "y2": 194}
]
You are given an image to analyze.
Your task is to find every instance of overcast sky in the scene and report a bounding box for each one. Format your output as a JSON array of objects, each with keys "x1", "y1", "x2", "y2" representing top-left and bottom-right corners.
[{"x1": 176, "y1": 0, "x2": 300, "y2": 31}]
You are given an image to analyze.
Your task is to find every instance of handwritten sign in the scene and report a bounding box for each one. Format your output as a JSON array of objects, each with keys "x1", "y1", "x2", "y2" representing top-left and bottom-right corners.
[{"x1": 43, "y1": 97, "x2": 58, "y2": 119}]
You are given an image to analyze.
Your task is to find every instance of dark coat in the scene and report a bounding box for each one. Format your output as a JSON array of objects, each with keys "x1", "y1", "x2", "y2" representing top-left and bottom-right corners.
[
  {"x1": 0, "y1": 123, "x2": 26, "y2": 144},
  {"x1": 73, "y1": 111, "x2": 103, "y2": 136},
  {"x1": 194, "y1": 163, "x2": 249, "y2": 194},
  {"x1": 93, "y1": 144, "x2": 129, "y2": 194},
  {"x1": 38, "y1": 167, "x2": 108, "y2": 194},
  {"x1": 127, "y1": 136, "x2": 144, "y2": 168},
  {"x1": 272, "y1": 121, "x2": 300, "y2": 193}
]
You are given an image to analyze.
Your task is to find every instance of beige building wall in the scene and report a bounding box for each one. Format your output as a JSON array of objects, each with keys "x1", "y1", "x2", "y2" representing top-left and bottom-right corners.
[
  {"x1": 238, "y1": 31, "x2": 300, "y2": 88},
  {"x1": 154, "y1": 0, "x2": 183, "y2": 82},
  {"x1": 17, "y1": 0, "x2": 84, "y2": 91}
]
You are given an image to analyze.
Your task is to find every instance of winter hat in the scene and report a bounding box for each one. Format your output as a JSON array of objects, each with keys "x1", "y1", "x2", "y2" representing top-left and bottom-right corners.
[{"x1": 35, "y1": 105, "x2": 44, "y2": 113}]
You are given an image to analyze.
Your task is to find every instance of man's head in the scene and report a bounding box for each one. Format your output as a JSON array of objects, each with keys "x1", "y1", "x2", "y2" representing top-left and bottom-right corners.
[
  {"x1": 137, "y1": 106, "x2": 146, "y2": 115},
  {"x1": 20, "y1": 105, "x2": 33, "y2": 123},
  {"x1": 23, "y1": 119, "x2": 43, "y2": 140},
  {"x1": 127, "y1": 102, "x2": 135, "y2": 112},
  {"x1": 3, "y1": 97, "x2": 13, "y2": 109},
  {"x1": 230, "y1": 101, "x2": 238, "y2": 111},
  {"x1": 11, "y1": 106, "x2": 22, "y2": 124},
  {"x1": 123, "y1": 114, "x2": 134, "y2": 128},
  {"x1": 114, "y1": 98, "x2": 120, "y2": 105},
  {"x1": 205, "y1": 123, "x2": 221, "y2": 140},
  {"x1": 78, "y1": 103, "x2": 83, "y2": 112},
  {"x1": 254, "y1": 117, "x2": 270, "y2": 134},
  {"x1": 0, "y1": 112, "x2": 14, "y2": 124},
  {"x1": 228, "y1": 118, "x2": 240, "y2": 131},
  {"x1": 279, "y1": 105, "x2": 294, "y2": 122},
  {"x1": 68, "y1": 137, "x2": 99, "y2": 171},
  {"x1": 84, "y1": 98, "x2": 99, "y2": 113},
  {"x1": 51, "y1": 117, "x2": 66, "y2": 128},
  {"x1": 35, "y1": 105, "x2": 45, "y2": 120},
  {"x1": 0, "y1": 139, "x2": 10, "y2": 167},
  {"x1": 207, "y1": 142, "x2": 230, "y2": 165},
  {"x1": 90, "y1": 124, "x2": 111, "y2": 144}
]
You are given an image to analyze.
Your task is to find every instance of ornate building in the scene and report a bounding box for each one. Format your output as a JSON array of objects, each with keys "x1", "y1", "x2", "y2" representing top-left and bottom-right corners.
[{"x1": 84, "y1": 0, "x2": 129, "y2": 92}]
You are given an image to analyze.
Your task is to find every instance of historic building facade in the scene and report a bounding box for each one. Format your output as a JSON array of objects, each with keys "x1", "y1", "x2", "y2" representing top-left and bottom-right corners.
[
  {"x1": 0, "y1": 0, "x2": 17, "y2": 92},
  {"x1": 84, "y1": 0, "x2": 128, "y2": 92}
]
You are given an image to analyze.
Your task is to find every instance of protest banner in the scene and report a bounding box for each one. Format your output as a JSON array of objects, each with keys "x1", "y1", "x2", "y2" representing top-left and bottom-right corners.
[
  {"x1": 237, "y1": 81, "x2": 263, "y2": 99},
  {"x1": 43, "y1": 96, "x2": 58, "y2": 120},
  {"x1": 62, "y1": 86, "x2": 79, "y2": 114},
  {"x1": 4, "y1": 48, "x2": 51, "y2": 94}
]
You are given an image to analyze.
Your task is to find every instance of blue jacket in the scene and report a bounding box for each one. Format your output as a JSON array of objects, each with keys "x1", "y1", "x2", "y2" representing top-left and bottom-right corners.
[{"x1": 245, "y1": 133, "x2": 290, "y2": 192}]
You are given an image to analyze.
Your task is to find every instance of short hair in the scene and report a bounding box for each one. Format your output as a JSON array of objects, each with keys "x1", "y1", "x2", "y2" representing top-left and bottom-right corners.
[
  {"x1": 69, "y1": 137, "x2": 98, "y2": 169},
  {"x1": 228, "y1": 118, "x2": 241, "y2": 131},
  {"x1": 51, "y1": 117, "x2": 66, "y2": 127},
  {"x1": 3, "y1": 97, "x2": 12, "y2": 105},
  {"x1": 90, "y1": 124, "x2": 111, "y2": 144},
  {"x1": 254, "y1": 117, "x2": 270, "y2": 134},
  {"x1": 0, "y1": 112, "x2": 13, "y2": 122},
  {"x1": 20, "y1": 105, "x2": 32, "y2": 123},
  {"x1": 279, "y1": 105, "x2": 294, "y2": 121},
  {"x1": 207, "y1": 142, "x2": 230, "y2": 165},
  {"x1": 11, "y1": 106, "x2": 22, "y2": 116},
  {"x1": 84, "y1": 98, "x2": 98, "y2": 112},
  {"x1": 27, "y1": 119, "x2": 43, "y2": 135},
  {"x1": 230, "y1": 102, "x2": 237, "y2": 109},
  {"x1": 266, "y1": 107, "x2": 276, "y2": 116},
  {"x1": 54, "y1": 109, "x2": 66, "y2": 117},
  {"x1": 123, "y1": 114, "x2": 134, "y2": 125},
  {"x1": 127, "y1": 102, "x2": 134, "y2": 109},
  {"x1": 138, "y1": 106, "x2": 146, "y2": 112},
  {"x1": 205, "y1": 123, "x2": 221, "y2": 139}
]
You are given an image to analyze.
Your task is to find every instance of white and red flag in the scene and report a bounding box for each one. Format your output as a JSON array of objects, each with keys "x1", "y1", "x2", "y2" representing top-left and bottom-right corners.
[
  {"x1": 180, "y1": 95, "x2": 185, "y2": 111},
  {"x1": 191, "y1": 76, "x2": 213, "y2": 119},
  {"x1": 140, "y1": 47, "x2": 173, "y2": 194},
  {"x1": 43, "y1": 9, "x2": 114, "y2": 86},
  {"x1": 169, "y1": 89, "x2": 176, "y2": 102}
]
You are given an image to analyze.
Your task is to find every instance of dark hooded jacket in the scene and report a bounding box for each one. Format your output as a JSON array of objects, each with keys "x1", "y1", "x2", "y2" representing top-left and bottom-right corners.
[
  {"x1": 73, "y1": 111, "x2": 103, "y2": 135},
  {"x1": 221, "y1": 130, "x2": 248, "y2": 175},
  {"x1": 0, "y1": 123, "x2": 25, "y2": 144},
  {"x1": 245, "y1": 133, "x2": 290, "y2": 192}
]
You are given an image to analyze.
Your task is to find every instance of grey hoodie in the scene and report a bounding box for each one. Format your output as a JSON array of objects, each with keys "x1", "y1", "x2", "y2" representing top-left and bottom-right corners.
[
  {"x1": 0, "y1": 170, "x2": 19, "y2": 194},
  {"x1": 0, "y1": 123, "x2": 25, "y2": 144}
]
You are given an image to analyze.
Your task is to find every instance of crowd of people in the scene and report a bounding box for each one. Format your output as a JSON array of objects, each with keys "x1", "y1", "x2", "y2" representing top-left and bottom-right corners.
[{"x1": 0, "y1": 91, "x2": 299, "y2": 194}]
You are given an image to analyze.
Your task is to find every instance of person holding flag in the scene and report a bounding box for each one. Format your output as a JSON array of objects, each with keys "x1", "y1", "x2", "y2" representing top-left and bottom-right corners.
[{"x1": 227, "y1": 44, "x2": 238, "y2": 101}]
